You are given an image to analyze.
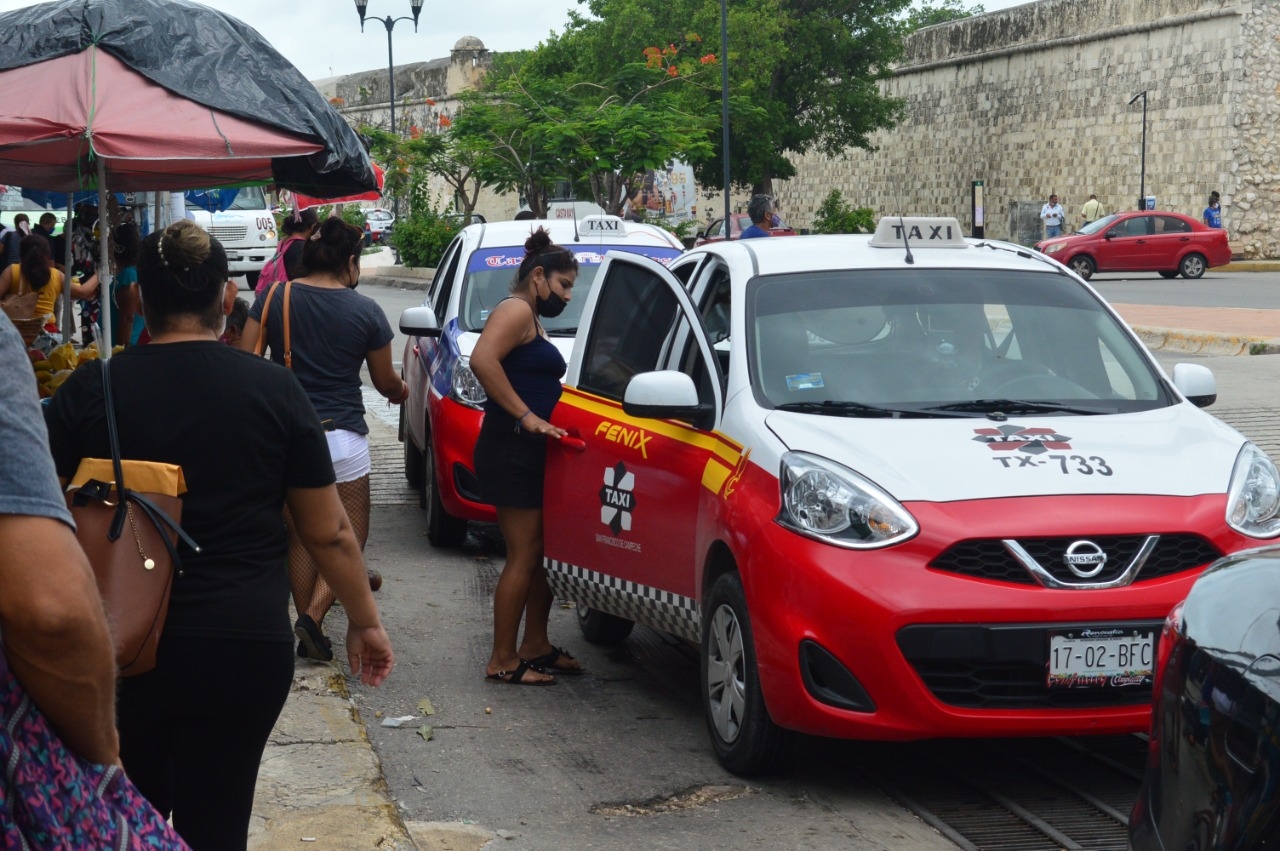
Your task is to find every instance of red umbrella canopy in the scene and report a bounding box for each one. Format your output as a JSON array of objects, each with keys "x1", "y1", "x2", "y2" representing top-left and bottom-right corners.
[{"x1": 0, "y1": 49, "x2": 325, "y2": 192}]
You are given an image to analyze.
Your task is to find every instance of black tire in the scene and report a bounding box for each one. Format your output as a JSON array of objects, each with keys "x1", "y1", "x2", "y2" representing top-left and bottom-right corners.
[
  {"x1": 1180, "y1": 253, "x2": 1207, "y2": 279},
  {"x1": 1158, "y1": 270, "x2": 1179, "y2": 279},
  {"x1": 244, "y1": 271, "x2": 259, "y2": 290},
  {"x1": 701, "y1": 573, "x2": 789, "y2": 776},
  {"x1": 402, "y1": 406, "x2": 424, "y2": 490},
  {"x1": 1068, "y1": 255, "x2": 1095, "y2": 280},
  {"x1": 424, "y1": 433, "x2": 468, "y2": 547},
  {"x1": 576, "y1": 604, "x2": 635, "y2": 645}
]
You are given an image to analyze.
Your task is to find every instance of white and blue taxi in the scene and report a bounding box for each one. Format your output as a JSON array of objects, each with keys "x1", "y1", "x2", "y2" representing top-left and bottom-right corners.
[
  {"x1": 533, "y1": 216, "x2": 1280, "y2": 774},
  {"x1": 398, "y1": 215, "x2": 683, "y2": 545}
]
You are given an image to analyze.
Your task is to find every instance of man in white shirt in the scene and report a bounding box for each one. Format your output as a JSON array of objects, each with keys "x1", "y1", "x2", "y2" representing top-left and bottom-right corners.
[{"x1": 1040, "y1": 194, "x2": 1066, "y2": 237}]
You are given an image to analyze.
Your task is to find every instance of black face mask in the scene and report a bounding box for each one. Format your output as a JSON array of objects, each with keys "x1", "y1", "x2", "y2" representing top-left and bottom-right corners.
[{"x1": 536, "y1": 290, "x2": 567, "y2": 318}]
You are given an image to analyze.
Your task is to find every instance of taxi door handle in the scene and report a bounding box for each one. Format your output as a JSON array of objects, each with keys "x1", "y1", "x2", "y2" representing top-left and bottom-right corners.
[{"x1": 559, "y1": 436, "x2": 586, "y2": 453}]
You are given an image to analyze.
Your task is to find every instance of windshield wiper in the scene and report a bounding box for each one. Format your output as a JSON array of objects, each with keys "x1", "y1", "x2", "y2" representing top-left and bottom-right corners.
[
  {"x1": 773, "y1": 400, "x2": 970, "y2": 419},
  {"x1": 926, "y1": 399, "x2": 1110, "y2": 416},
  {"x1": 545, "y1": 327, "x2": 578, "y2": 337}
]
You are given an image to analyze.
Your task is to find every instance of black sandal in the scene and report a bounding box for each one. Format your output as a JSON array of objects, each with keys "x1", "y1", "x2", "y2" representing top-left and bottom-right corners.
[
  {"x1": 527, "y1": 646, "x2": 585, "y2": 675},
  {"x1": 294, "y1": 614, "x2": 334, "y2": 662},
  {"x1": 485, "y1": 659, "x2": 557, "y2": 686}
]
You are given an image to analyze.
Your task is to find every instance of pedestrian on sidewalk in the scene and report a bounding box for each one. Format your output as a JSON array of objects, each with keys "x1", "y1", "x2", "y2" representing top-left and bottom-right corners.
[
  {"x1": 1204, "y1": 191, "x2": 1223, "y2": 229},
  {"x1": 0, "y1": 317, "x2": 187, "y2": 848},
  {"x1": 470, "y1": 227, "x2": 585, "y2": 685},
  {"x1": 44, "y1": 219, "x2": 394, "y2": 850},
  {"x1": 239, "y1": 217, "x2": 405, "y2": 662},
  {"x1": 1080, "y1": 193, "x2": 1105, "y2": 227},
  {"x1": 1040, "y1": 193, "x2": 1066, "y2": 237}
]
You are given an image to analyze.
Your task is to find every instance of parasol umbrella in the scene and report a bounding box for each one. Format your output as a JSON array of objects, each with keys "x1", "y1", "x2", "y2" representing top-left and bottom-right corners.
[{"x1": 0, "y1": 0, "x2": 379, "y2": 356}]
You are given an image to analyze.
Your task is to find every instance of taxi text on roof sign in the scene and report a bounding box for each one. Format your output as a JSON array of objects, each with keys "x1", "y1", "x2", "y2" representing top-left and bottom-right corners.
[
  {"x1": 869, "y1": 216, "x2": 968, "y2": 249},
  {"x1": 581, "y1": 215, "x2": 625, "y2": 234}
]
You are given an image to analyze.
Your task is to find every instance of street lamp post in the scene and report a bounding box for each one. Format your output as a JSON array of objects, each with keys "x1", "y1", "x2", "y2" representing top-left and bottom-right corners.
[
  {"x1": 720, "y1": 0, "x2": 730, "y2": 227},
  {"x1": 1128, "y1": 90, "x2": 1147, "y2": 211},
  {"x1": 355, "y1": 0, "x2": 424, "y2": 220}
]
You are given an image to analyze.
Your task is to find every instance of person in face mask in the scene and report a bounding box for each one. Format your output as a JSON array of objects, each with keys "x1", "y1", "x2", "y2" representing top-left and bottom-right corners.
[
  {"x1": 238, "y1": 215, "x2": 403, "y2": 661},
  {"x1": 470, "y1": 227, "x2": 581, "y2": 685}
]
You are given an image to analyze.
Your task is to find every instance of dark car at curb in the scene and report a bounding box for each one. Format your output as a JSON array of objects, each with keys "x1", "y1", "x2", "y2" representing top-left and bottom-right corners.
[
  {"x1": 1035, "y1": 211, "x2": 1231, "y2": 281},
  {"x1": 1130, "y1": 544, "x2": 1280, "y2": 850}
]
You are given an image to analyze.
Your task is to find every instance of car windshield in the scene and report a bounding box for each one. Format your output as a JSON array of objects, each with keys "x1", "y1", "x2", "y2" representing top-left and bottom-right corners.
[
  {"x1": 461, "y1": 245, "x2": 683, "y2": 334},
  {"x1": 1077, "y1": 214, "x2": 1119, "y2": 235},
  {"x1": 748, "y1": 268, "x2": 1172, "y2": 414}
]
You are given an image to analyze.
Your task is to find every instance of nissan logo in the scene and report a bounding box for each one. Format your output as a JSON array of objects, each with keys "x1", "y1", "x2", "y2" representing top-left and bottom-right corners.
[{"x1": 1063, "y1": 541, "x2": 1108, "y2": 578}]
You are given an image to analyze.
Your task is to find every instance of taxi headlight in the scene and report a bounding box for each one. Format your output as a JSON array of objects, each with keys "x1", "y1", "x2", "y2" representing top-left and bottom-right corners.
[
  {"x1": 1226, "y1": 443, "x2": 1280, "y2": 537},
  {"x1": 450, "y1": 356, "x2": 486, "y2": 410},
  {"x1": 1044, "y1": 243, "x2": 1066, "y2": 254},
  {"x1": 777, "y1": 452, "x2": 918, "y2": 549}
]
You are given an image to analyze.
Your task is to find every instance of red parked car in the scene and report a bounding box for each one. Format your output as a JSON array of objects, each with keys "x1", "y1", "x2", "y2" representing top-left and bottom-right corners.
[
  {"x1": 1035, "y1": 211, "x2": 1231, "y2": 280},
  {"x1": 693, "y1": 213, "x2": 797, "y2": 245}
]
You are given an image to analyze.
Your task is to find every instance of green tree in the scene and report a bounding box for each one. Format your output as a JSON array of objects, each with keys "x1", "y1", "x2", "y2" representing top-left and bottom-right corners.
[
  {"x1": 362, "y1": 127, "x2": 487, "y2": 219},
  {"x1": 902, "y1": 0, "x2": 985, "y2": 32},
  {"x1": 570, "y1": 0, "x2": 913, "y2": 196},
  {"x1": 810, "y1": 189, "x2": 875, "y2": 234}
]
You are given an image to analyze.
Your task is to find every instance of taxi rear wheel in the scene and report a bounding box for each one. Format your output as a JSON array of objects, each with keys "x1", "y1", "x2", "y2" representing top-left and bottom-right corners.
[
  {"x1": 424, "y1": 433, "x2": 468, "y2": 547},
  {"x1": 701, "y1": 574, "x2": 789, "y2": 776},
  {"x1": 576, "y1": 604, "x2": 634, "y2": 645},
  {"x1": 1068, "y1": 255, "x2": 1095, "y2": 280}
]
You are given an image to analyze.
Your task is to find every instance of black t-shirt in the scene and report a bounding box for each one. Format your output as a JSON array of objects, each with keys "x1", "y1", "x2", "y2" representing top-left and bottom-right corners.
[
  {"x1": 44, "y1": 342, "x2": 335, "y2": 643},
  {"x1": 249, "y1": 282, "x2": 394, "y2": 434}
]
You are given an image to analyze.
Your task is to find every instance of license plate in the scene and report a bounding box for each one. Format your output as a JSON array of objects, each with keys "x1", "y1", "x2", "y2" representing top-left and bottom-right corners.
[{"x1": 1047, "y1": 627, "x2": 1154, "y2": 689}]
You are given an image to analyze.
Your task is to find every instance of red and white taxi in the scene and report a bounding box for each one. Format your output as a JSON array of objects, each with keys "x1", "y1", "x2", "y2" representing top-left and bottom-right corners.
[
  {"x1": 398, "y1": 216, "x2": 683, "y2": 545},
  {"x1": 539, "y1": 216, "x2": 1280, "y2": 774}
]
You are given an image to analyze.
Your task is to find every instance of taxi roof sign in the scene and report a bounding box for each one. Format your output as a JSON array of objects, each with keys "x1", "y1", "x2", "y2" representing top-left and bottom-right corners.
[
  {"x1": 869, "y1": 216, "x2": 968, "y2": 249},
  {"x1": 580, "y1": 215, "x2": 626, "y2": 235}
]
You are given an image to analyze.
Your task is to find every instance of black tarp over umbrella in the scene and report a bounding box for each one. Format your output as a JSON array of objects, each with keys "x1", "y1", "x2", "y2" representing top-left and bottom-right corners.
[{"x1": 0, "y1": 0, "x2": 377, "y2": 354}]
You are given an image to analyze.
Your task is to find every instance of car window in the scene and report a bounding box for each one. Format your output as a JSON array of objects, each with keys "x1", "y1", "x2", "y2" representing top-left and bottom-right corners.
[
  {"x1": 579, "y1": 262, "x2": 682, "y2": 401},
  {"x1": 747, "y1": 268, "x2": 1169, "y2": 411},
  {"x1": 458, "y1": 245, "x2": 682, "y2": 336},
  {"x1": 1116, "y1": 216, "x2": 1153, "y2": 237},
  {"x1": 429, "y1": 240, "x2": 463, "y2": 323},
  {"x1": 1156, "y1": 216, "x2": 1191, "y2": 234}
]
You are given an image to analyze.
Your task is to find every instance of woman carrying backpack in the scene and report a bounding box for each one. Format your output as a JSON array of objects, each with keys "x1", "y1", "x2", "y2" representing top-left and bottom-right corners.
[{"x1": 254, "y1": 208, "x2": 318, "y2": 297}]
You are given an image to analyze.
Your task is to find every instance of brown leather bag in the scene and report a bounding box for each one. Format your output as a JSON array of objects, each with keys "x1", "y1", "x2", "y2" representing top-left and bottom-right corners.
[
  {"x1": 254, "y1": 279, "x2": 292, "y2": 368},
  {"x1": 1, "y1": 266, "x2": 37, "y2": 321},
  {"x1": 65, "y1": 361, "x2": 198, "y2": 676}
]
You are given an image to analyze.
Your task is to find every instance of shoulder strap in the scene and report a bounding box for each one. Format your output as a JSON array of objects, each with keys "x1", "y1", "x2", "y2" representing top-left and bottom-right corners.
[
  {"x1": 9, "y1": 264, "x2": 25, "y2": 297},
  {"x1": 100, "y1": 360, "x2": 127, "y2": 542},
  {"x1": 253, "y1": 280, "x2": 293, "y2": 369}
]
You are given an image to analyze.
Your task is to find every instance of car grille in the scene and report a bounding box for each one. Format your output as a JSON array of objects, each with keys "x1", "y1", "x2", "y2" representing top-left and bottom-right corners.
[
  {"x1": 929, "y1": 534, "x2": 1220, "y2": 587},
  {"x1": 207, "y1": 225, "x2": 248, "y2": 242},
  {"x1": 898, "y1": 622, "x2": 1161, "y2": 709}
]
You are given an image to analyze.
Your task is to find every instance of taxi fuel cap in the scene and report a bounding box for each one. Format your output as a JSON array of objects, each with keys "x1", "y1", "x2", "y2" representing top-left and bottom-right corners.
[{"x1": 869, "y1": 216, "x2": 967, "y2": 248}]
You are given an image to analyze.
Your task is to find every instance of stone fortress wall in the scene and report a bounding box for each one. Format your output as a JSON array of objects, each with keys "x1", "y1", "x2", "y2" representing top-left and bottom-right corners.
[
  {"x1": 314, "y1": 0, "x2": 1280, "y2": 255},
  {"x1": 777, "y1": 0, "x2": 1280, "y2": 256}
]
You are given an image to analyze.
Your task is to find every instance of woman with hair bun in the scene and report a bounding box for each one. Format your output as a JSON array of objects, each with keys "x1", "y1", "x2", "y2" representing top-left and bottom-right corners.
[
  {"x1": 470, "y1": 226, "x2": 583, "y2": 686},
  {"x1": 44, "y1": 218, "x2": 394, "y2": 850},
  {"x1": 239, "y1": 216, "x2": 406, "y2": 661}
]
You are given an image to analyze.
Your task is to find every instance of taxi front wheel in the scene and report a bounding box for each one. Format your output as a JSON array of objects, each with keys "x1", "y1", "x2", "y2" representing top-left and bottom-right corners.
[{"x1": 701, "y1": 573, "x2": 790, "y2": 776}]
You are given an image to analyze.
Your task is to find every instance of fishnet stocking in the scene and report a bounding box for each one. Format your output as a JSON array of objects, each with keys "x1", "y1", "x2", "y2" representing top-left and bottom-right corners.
[{"x1": 284, "y1": 475, "x2": 371, "y2": 626}]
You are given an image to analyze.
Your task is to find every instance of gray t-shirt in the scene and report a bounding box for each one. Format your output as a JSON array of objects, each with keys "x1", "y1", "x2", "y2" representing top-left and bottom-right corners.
[
  {"x1": 249, "y1": 282, "x2": 394, "y2": 434},
  {"x1": 0, "y1": 316, "x2": 73, "y2": 526}
]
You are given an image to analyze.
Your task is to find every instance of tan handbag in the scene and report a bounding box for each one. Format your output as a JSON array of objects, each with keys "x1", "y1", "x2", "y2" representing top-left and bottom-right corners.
[
  {"x1": 254, "y1": 279, "x2": 292, "y2": 368},
  {"x1": 65, "y1": 361, "x2": 198, "y2": 676},
  {"x1": 1, "y1": 266, "x2": 37, "y2": 321}
]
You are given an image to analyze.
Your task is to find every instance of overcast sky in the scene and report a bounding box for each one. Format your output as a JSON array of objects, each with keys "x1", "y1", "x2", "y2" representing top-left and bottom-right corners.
[{"x1": 0, "y1": 0, "x2": 1031, "y2": 82}]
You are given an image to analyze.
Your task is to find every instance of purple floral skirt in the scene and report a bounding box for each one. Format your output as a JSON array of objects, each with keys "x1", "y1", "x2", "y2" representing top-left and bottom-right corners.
[{"x1": 0, "y1": 651, "x2": 188, "y2": 850}]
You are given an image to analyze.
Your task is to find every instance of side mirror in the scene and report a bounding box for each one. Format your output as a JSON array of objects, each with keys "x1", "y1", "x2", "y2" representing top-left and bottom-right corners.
[
  {"x1": 623, "y1": 370, "x2": 715, "y2": 429},
  {"x1": 1104, "y1": 230, "x2": 1118, "y2": 240},
  {"x1": 399, "y1": 306, "x2": 442, "y2": 338},
  {"x1": 1172, "y1": 362, "x2": 1216, "y2": 408}
]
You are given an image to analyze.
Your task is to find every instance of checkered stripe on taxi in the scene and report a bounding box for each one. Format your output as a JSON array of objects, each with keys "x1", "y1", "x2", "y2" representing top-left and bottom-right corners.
[{"x1": 545, "y1": 559, "x2": 700, "y2": 642}]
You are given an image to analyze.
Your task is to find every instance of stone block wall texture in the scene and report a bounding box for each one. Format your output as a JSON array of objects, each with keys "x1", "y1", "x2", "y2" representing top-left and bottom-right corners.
[{"x1": 775, "y1": 0, "x2": 1280, "y2": 255}]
